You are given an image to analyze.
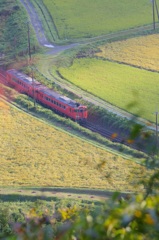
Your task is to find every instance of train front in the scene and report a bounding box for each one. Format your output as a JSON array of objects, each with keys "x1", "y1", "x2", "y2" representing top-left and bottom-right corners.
[{"x1": 75, "y1": 105, "x2": 88, "y2": 121}]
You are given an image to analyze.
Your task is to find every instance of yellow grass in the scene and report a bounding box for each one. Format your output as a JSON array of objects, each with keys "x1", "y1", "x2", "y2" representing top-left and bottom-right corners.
[
  {"x1": 96, "y1": 33, "x2": 159, "y2": 71},
  {"x1": 0, "y1": 98, "x2": 150, "y2": 192}
]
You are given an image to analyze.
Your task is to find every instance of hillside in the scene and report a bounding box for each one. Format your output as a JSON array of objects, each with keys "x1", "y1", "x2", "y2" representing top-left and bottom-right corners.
[
  {"x1": 0, "y1": 0, "x2": 38, "y2": 65},
  {"x1": 0, "y1": 99, "x2": 150, "y2": 192}
]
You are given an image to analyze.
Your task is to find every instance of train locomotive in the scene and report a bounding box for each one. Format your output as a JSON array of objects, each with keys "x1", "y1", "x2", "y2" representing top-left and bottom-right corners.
[{"x1": 3, "y1": 69, "x2": 88, "y2": 121}]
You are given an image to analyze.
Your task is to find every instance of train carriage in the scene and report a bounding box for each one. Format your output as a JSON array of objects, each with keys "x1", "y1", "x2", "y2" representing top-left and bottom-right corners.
[
  {"x1": 6, "y1": 69, "x2": 40, "y2": 97},
  {"x1": 36, "y1": 86, "x2": 87, "y2": 120}
]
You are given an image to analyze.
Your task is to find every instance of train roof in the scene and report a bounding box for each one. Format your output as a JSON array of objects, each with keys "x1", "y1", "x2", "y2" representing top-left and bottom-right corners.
[
  {"x1": 7, "y1": 69, "x2": 40, "y2": 86},
  {"x1": 7, "y1": 69, "x2": 83, "y2": 108},
  {"x1": 39, "y1": 86, "x2": 80, "y2": 107}
]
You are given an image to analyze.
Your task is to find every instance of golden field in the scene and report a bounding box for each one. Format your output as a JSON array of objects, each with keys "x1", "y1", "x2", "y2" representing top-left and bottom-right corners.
[
  {"x1": 97, "y1": 33, "x2": 159, "y2": 71},
  {"x1": 0, "y1": 99, "x2": 150, "y2": 192}
]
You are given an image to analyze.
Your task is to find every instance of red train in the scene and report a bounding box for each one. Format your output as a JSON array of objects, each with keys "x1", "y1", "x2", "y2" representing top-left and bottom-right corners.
[{"x1": 1, "y1": 69, "x2": 88, "y2": 121}]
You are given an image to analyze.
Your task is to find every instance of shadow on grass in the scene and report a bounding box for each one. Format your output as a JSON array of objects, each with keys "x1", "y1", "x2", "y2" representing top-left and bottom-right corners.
[
  {"x1": 0, "y1": 193, "x2": 58, "y2": 203},
  {"x1": 20, "y1": 187, "x2": 129, "y2": 198}
]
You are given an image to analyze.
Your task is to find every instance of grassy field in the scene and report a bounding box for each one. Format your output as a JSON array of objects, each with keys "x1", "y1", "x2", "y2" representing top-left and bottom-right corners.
[
  {"x1": 96, "y1": 33, "x2": 159, "y2": 71},
  {"x1": 43, "y1": 0, "x2": 152, "y2": 40},
  {"x1": 58, "y1": 57, "x2": 159, "y2": 122},
  {"x1": 0, "y1": 99, "x2": 150, "y2": 192}
]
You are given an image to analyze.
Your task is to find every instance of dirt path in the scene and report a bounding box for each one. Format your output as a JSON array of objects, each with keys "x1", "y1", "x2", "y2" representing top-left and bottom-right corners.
[
  {"x1": 0, "y1": 187, "x2": 130, "y2": 202},
  {"x1": 20, "y1": 0, "x2": 56, "y2": 48}
]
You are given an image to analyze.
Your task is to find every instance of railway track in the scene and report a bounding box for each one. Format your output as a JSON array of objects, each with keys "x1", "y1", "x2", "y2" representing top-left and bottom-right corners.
[
  {"x1": 79, "y1": 120, "x2": 145, "y2": 152},
  {"x1": 80, "y1": 120, "x2": 123, "y2": 142}
]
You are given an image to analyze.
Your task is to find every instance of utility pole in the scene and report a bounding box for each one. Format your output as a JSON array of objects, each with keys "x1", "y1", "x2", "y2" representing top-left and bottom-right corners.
[
  {"x1": 154, "y1": 111, "x2": 158, "y2": 150},
  {"x1": 26, "y1": 21, "x2": 36, "y2": 108},
  {"x1": 27, "y1": 21, "x2": 31, "y2": 62},
  {"x1": 152, "y1": 0, "x2": 156, "y2": 30},
  {"x1": 32, "y1": 69, "x2": 36, "y2": 108}
]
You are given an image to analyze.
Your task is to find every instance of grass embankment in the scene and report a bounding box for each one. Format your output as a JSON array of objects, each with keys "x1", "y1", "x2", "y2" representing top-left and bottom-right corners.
[
  {"x1": 0, "y1": 0, "x2": 38, "y2": 65},
  {"x1": 58, "y1": 57, "x2": 159, "y2": 123},
  {"x1": 0, "y1": 90, "x2": 150, "y2": 192},
  {"x1": 42, "y1": 0, "x2": 152, "y2": 40}
]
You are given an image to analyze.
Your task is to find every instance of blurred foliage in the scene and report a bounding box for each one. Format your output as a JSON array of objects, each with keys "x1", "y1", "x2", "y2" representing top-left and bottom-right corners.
[{"x1": 1, "y1": 186, "x2": 159, "y2": 239}]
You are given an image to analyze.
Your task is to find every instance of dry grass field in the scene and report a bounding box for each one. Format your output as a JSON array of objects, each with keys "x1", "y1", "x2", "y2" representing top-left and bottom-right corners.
[
  {"x1": 96, "y1": 33, "x2": 159, "y2": 71},
  {"x1": 0, "y1": 99, "x2": 150, "y2": 192}
]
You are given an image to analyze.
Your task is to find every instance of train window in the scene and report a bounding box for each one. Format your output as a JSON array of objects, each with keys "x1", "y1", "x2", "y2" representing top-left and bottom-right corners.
[
  {"x1": 59, "y1": 104, "x2": 61, "y2": 107},
  {"x1": 13, "y1": 77, "x2": 18, "y2": 82}
]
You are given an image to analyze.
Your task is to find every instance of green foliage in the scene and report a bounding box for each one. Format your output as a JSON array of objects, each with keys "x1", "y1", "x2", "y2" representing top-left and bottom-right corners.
[
  {"x1": 0, "y1": 195, "x2": 103, "y2": 239},
  {"x1": 0, "y1": 0, "x2": 39, "y2": 65},
  {"x1": 2, "y1": 187, "x2": 159, "y2": 239}
]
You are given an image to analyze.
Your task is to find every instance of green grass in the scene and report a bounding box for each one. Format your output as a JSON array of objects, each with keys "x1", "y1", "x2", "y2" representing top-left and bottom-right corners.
[
  {"x1": 58, "y1": 58, "x2": 159, "y2": 122},
  {"x1": 43, "y1": 0, "x2": 152, "y2": 40}
]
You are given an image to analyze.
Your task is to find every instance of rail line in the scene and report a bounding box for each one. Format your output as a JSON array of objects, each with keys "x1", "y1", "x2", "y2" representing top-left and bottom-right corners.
[{"x1": 79, "y1": 120, "x2": 145, "y2": 152}]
